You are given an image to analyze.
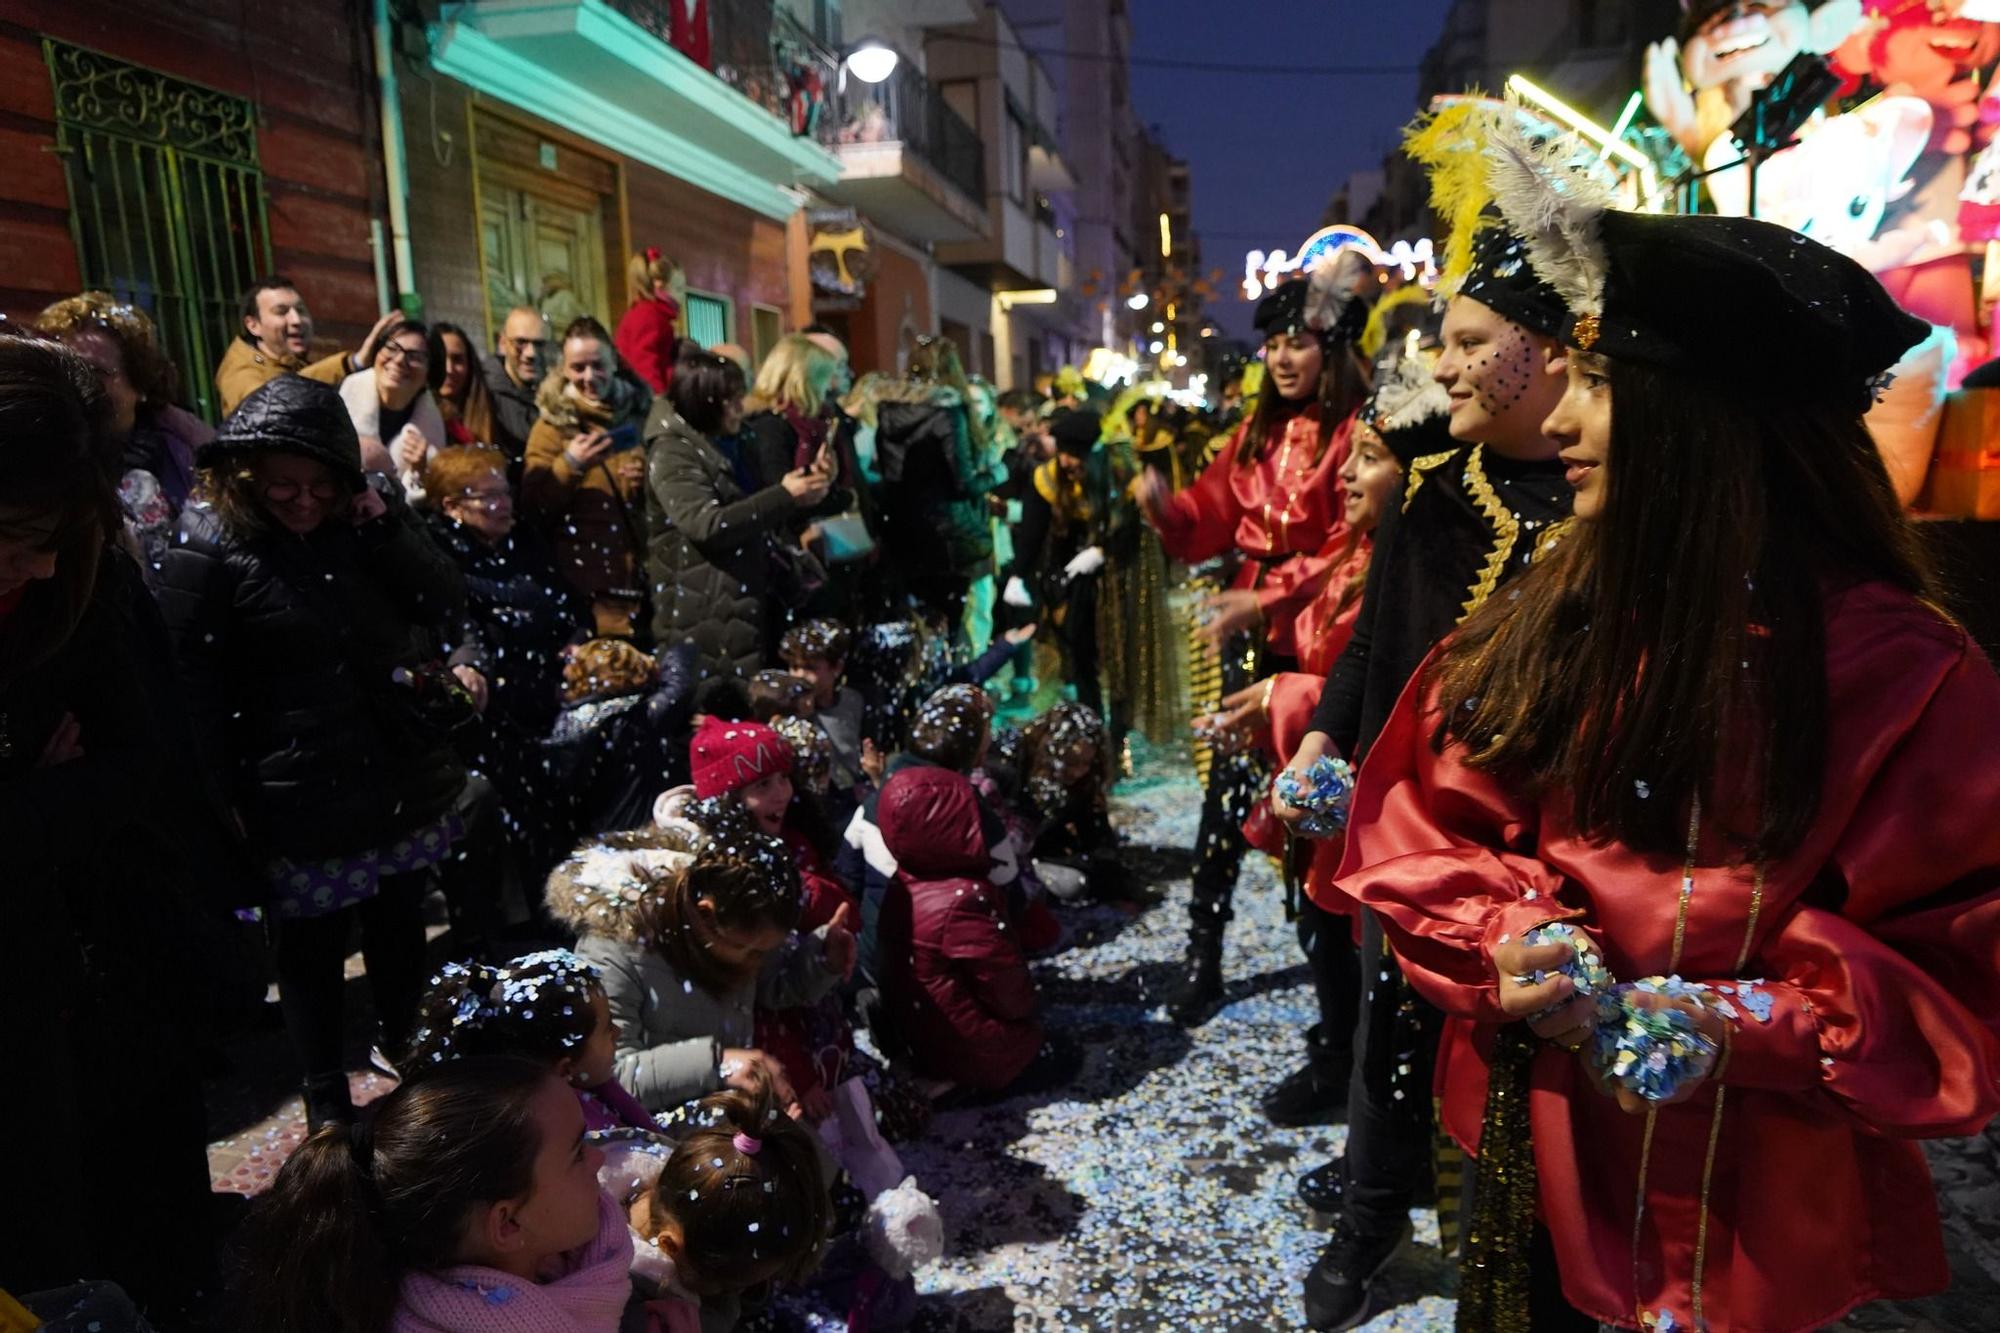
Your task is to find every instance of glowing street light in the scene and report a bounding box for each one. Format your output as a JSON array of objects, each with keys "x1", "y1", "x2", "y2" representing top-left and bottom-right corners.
[
  {"x1": 1127, "y1": 293, "x2": 1149, "y2": 311},
  {"x1": 844, "y1": 39, "x2": 898, "y2": 85}
]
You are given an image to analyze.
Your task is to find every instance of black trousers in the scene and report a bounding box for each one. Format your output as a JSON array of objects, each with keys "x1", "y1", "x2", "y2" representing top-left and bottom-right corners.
[
  {"x1": 1341, "y1": 907, "x2": 1445, "y2": 1236},
  {"x1": 1186, "y1": 632, "x2": 1284, "y2": 938},
  {"x1": 1296, "y1": 894, "x2": 1359, "y2": 1070},
  {"x1": 273, "y1": 870, "x2": 430, "y2": 1085}
]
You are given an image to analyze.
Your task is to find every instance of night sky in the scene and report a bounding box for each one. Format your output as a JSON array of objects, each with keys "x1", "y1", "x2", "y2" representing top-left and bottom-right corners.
[{"x1": 1126, "y1": 0, "x2": 1457, "y2": 341}]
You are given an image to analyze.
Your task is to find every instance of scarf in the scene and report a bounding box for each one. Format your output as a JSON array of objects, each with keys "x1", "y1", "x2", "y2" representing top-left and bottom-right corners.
[{"x1": 391, "y1": 1189, "x2": 635, "y2": 1333}]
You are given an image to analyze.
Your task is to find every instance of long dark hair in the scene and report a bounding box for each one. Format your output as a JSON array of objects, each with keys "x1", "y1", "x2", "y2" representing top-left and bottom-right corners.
[
  {"x1": 227, "y1": 1056, "x2": 554, "y2": 1333},
  {"x1": 1237, "y1": 338, "x2": 1370, "y2": 469},
  {"x1": 427, "y1": 321, "x2": 496, "y2": 444},
  {"x1": 671, "y1": 352, "x2": 748, "y2": 436},
  {"x1": 1428, "y1": 358, "x2": 1934, "y2": 861},
  {"x1": 0, "y1": 337, "x2": 117, "y2": 688},
  {"x1": 637, "y1": 1086, "x2": 830, "y2": 1294}
]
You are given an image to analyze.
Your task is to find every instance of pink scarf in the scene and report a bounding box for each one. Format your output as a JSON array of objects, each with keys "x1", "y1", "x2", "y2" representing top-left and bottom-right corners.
[{"x1": 392, "y1": 1190, "x2": 635, "y2": 1333}]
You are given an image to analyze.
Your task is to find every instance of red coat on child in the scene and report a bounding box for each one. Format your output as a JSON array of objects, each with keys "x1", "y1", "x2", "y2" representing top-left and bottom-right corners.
[
  {"x1": 614, "y1": 293, "x2": 681, "y2": 395},
  {"x1": 875, "y1": 766, "x2": 1041, "y2": 1091}
]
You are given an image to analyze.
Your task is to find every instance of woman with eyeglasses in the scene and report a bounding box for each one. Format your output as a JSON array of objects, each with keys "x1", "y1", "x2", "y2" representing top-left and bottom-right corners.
[
  {"x1": 338, "y1": 316, "x2": 445, "y2": 500},
  {"x1": 422, "y1": 444, "x2": 593, "y2": 880},
  {"x1": 159, "y1": 374, "x2": 476, "y2": 1128}
]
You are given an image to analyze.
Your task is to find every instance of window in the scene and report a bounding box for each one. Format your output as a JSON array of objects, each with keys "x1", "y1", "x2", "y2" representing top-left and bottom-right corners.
[
  {"x1": 1001, "y1": 107, "x2": 1027, "y2": 204},
  {"x1": 812, "y1": 0, "x2": 843, "y2": 49},
  {"x1": 45, "y1": 39, "x2": 271, "y2": 421},
  {"x1": 751, "y1": 304, "x2": 783, "y2": 368},
  {"x1": 683, "y1": 290, "x2": 733, "y2": 347}
]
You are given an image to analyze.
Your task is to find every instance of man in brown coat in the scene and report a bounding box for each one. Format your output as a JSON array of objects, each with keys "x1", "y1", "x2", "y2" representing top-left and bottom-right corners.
[{"x1": 213, "y1": 275, "x2": 401, "y2": 416}]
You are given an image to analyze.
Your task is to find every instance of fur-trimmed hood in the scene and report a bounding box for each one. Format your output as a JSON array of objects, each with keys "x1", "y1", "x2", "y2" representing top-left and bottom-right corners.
[
  {"x1": 871, "y1": 379, "x2": 963, "y2": 410},
  {"x1": 534, "y1": 369, "x2": 648, "y2": 434},
  {"x1": 543, "y1": 826, "x2": 699, "y2": 943}
]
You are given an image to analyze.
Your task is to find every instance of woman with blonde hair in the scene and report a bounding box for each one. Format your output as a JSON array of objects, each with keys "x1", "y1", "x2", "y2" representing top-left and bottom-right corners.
[
  {"x1": 614, "y1": 246, "x2": 682, "y2": 394},
  {"x1": 742, "y1": 333, "x2": 878, "y2": 617}
]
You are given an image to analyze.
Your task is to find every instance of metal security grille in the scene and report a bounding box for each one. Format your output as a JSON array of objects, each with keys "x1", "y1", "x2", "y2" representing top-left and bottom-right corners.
[{"x1": 45, "y1": 39, "x2": 272, "y2": 421}]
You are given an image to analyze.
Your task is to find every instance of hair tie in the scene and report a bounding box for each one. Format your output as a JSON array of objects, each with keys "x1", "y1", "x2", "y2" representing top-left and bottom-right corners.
[
  {"x1": 732, "y1": 1131, "x2": 763, "y2": 1156},
  {"x1": 645, "y1": 246, "x2": 662, "y2": 264}
]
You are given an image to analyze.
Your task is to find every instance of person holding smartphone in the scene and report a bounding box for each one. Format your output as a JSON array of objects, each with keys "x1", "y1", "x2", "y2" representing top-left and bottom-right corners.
[{"x1": 521, "y1": 315, "x2": 655, "y2": 638}]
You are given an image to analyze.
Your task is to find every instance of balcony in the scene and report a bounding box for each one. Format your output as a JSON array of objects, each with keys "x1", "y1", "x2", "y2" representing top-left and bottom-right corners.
[
  {"x1": 817, "y1": 51, "x2": 989, "y2": 243},
  {"x1": 430, "y1": 0, "x2": 842, "y2": 221}
]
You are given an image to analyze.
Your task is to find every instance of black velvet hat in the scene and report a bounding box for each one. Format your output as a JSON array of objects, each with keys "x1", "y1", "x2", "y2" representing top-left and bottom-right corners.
[
  {"x1": 1048, "y1": 407, "x2": 1102, "y2": 457},
  {"x1": 1254, "y1": 278, "x2": 1307, "y2": 336},
  {"x1": 1572, "y1": 212, "x2": 1928, "y2": 412},
  {"x1": 1457, "y1": 225, "x2": 1570, "y2": 339}
]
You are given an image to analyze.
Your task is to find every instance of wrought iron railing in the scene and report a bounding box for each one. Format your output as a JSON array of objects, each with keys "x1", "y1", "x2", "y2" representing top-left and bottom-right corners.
[
  {"x1": 833, "y1": 56, "x2": 985, "y2": 203},
  {"x1": 595, "y1": 1, "x2": 983, "y2": 201},
  {"x1": 44, "y1": 38, "x2": 272, "y2": 423}
]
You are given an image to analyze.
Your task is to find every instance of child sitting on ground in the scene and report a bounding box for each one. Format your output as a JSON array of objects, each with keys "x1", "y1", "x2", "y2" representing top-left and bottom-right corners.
[
  {"x1": 873, "y1": 763, "x2": 1076, "y2": 1100},
  {"x1": 658, "y1": 717, "x2": 858, "y2": 1124},
  {"x1": 545, "y1": 821, "x2": 852, "y2": 1116},
  {"x1": 622, "y1": 1086, "x2": 832, "y2": 1333},
  {"x1": 544, "y1": 637, "x2": 698, "y2": 834},
  {"x1": 780, "y1": 619, "x2": 868, "y2": 797},
  {"x1": 401, "y1": 948, "x2": 658, "y2": 1137},
  {"x1": 230, "y1": 1055, "x2": 630, "y2": 1333},
  {"x1": 1012, "y1": 702, "x2": 1130, "y2": 903}
]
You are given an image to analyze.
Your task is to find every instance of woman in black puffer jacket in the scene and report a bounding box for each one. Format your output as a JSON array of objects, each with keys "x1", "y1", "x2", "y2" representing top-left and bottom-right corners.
[
  {"x1": 645, "y1": 351, "x2": 829, "y2": 677},
  {"x1": 157, "y1": 374, "x2": 473, "y2": 1127},
  {"x1": 873, "y1": 335, "x2": 998, "y2": 624}
]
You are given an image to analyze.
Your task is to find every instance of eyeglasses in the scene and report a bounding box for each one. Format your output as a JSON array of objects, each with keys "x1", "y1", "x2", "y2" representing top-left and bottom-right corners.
[
  {"x1": 501, "y1": 337, "x2": 541, "y2": 352},
  {"x1": 260, "y1": 479, "x2": 342, "y2": 503},
  {"x1": 380, "y1": 344, "x2": 430, "y2": 367},
  {"x1": 456, "y1": 490, "x2": 512, "y2": 509}
]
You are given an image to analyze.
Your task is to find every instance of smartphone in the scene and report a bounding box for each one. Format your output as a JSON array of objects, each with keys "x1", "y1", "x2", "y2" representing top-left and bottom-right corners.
[{"x1": 606, "y1": 422, "x2": 642, "y2": 452}]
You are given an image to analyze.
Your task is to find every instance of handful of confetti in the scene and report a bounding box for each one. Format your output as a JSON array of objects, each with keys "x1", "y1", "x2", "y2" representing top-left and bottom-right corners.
[
  {"x1": 1588, "y1": 976, "x2": 1720, "y2": 1103},
  {"x1": 1523, "y1": 922, "x2": 1614, "y2": 1009},
  {"x1": 1272, "y1": 755, "x2": 1357, "y2": 839}
]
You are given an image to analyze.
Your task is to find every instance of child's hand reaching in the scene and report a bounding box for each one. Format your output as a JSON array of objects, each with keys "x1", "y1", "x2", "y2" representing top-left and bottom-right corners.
[
  {"x1": 823, "y1": 902, "x2": 857, "y2": 981},
  {"x1": 861, "y1": 737, "x2": 887, "y2": 785}
]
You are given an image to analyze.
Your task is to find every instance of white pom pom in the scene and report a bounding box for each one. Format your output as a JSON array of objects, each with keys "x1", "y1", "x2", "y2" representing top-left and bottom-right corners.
[{"x1": 862, "y1": 1176, "x2": 945, "y2": 1279}]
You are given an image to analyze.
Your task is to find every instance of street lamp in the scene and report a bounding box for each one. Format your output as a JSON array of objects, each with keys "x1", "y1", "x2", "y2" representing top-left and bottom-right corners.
[
  {"x1": 844, "y1": 38, "x2": 899, "y2": 85},
  {"x1": 1126, "y1": 293, "x2": 1149, "y2": 311}
]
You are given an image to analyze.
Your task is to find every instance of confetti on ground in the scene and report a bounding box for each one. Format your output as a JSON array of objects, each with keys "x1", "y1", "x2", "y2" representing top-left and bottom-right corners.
[{"x1": 208, "y1": 736, "x2": 2000, "y2": 1331}]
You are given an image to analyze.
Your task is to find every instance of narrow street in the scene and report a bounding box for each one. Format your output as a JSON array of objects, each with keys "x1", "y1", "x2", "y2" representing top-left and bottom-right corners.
[{"x1": 203, "y1": 739, "x2": 2000, "y2": 1332}]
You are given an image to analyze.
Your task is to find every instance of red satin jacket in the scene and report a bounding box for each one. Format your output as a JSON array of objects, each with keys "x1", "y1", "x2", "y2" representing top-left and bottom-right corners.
[
  {"x1": 1335, "y1": 579, "x2": 2000, "y2": 1331},
  {"x1": 1152, "y1": 406, "x2": 1355, "y2": 659}
]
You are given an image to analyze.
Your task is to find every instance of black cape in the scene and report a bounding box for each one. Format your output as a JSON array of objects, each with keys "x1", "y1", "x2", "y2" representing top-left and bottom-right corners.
[{"x1": 1309, "y1": 444, "x2": 1572, "y2": 762}]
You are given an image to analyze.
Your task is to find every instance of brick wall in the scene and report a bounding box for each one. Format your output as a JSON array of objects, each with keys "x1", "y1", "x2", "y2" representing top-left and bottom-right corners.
[{"x1": 0, "y1": 0, "x2": 382, "y2": 351}]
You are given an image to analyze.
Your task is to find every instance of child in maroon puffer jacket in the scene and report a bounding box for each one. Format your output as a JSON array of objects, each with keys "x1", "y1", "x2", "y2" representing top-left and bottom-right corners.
[{"x1": 873, "y1": 764, "x2": 1047, "y2": 1096}]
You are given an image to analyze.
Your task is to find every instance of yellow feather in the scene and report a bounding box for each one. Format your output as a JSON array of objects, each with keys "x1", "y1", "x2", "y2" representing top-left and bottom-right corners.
[{"x1": 1403, "y1": 97, "x2": 1502, "y2": 299}]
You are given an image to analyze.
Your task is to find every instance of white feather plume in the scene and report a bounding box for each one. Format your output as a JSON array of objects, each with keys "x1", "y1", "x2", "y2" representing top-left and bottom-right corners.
[
  {"x1": 1371, "y1": 354, "x2": 1451, "y2": 433},
  {"x1": 1481, "y1": 97, "x2": 1617, "y2": 317},
  {"x1": 1303, "y1": 245, "x2": 1374, "y2": 335}
]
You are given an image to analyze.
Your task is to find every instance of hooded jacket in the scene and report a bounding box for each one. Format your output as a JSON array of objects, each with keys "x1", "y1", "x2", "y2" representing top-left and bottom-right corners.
[
  {"x1": 874, "y1": 766, "x2": 1041, "y2": 1090},
  {"x1": 873, "y1": 382, "x2": 996, "y2": 578},
  {"x1": 546, "y1": 831, "x2": 841, "y2": 1112},
  {"x1": 642, "y1": 401, "x2": 799, "y2": 677},
  {"x1": 158, "y1": 376, "x2": 468, "y2": 860}
]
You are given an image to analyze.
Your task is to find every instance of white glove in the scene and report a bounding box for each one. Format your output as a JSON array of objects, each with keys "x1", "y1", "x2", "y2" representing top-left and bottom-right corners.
[
  {"x1": 1063, "y1": 546, "x2": 1105, "y2": 579},
  {"x1": 1003, "y1": 576, "x2": 1033, "y2": 608}
]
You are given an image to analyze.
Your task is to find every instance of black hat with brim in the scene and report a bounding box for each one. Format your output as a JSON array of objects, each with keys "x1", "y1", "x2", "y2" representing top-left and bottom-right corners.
[
  {"x1": 1254, "y1": 279, "x2": 1307, "y2": 336},
  {"x1": 200, "y1": 373, "x2": 365, "y2": 489},
  {"x1": 1048, "y1": 407, "x2": 1102, "y2": 457},
  {"x1": 1576, "y1": 211, "x2": 1929, "y2": 413},
  {"x1": 1457, "y1": 226, "x2": 1570, "y2": 338}
]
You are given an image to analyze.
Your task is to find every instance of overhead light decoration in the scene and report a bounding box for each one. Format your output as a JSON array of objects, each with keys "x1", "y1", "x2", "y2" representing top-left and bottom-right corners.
[
  {"x1": 844, "y1": 39, "x2": 899, "y2": 85},
  {"x1": 1127, "y1": 293, "x2": 1150, "y2": 311},
  {"x1": 996, "y1": 288, "x2": 1058, "y2": 311},
  {"x1": 1148, "y1": 339, "x2": 1164, "y2": 353}
]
